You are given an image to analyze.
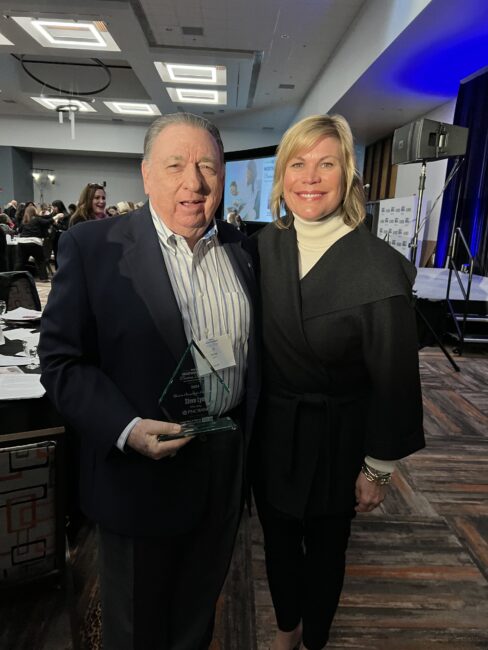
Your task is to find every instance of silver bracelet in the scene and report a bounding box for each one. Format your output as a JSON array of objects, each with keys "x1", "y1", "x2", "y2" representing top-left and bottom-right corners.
[{"x1": 361, "y1": 462, "x2": 392, "y2": 486}]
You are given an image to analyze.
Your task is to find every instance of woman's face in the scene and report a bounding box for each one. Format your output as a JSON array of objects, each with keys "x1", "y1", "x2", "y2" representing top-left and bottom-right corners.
[
  {"x1": 92, "y1": 189, "x2": 106, "y2": 216},
  {"x1": 283, "y1": 136, "x2": 344, "y2": 221}
]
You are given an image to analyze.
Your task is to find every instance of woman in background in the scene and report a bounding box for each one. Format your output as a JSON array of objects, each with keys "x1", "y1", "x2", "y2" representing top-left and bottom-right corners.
[
  {"x1": 16, "y1": 203, "x2": 53, "y2": 281},
  {"x1": 240, "y1": 159, "x2": 259, "y2": 221},
  {"x1": 70, "y1": 183, "x2": 107, "y2": 227},
  {"x1": 51, "y1": 200, "x2": 70, "y2": 229},
  {"x1": 51, "y1": 200, "x2": 70, "y2": 269},
  {"x1": 253, "y1": 114, "x2": 425, "y2": 650}
]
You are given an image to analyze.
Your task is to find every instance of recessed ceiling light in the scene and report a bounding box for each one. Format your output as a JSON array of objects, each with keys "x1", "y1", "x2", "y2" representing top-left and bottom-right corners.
[
  {"x1": 12, "y1": 17, "x2": 120, "y2": 51},
  {"x1": 166, "y1": 88, "x2": 227, "y2": 105},
  {"x1": 155, "y1": 62, "x2": 226, "y2": 85},
  {"x1": 0, "y1": 32, "x2": 13, "y2": 46},
  {"x1": 31, "y1": 96, "x2": 97, "y2": 112},
  {"x1": 32, "y1": 20, "x2": 106, "y2": 47},
  {"x1": 104, "y1": 101, "x2": 161, "y2": 116}
]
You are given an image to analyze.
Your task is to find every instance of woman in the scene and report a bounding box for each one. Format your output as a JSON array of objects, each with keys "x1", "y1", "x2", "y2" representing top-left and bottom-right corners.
[
  {"x1": 51, "y1": 200, "x2": 70, "y2": 269},
  {"x1": 15, "y1": 203, "x2": 53, "y2": 281},
  {"x1": 240, "y1": 159, "x2": 259, "y2": 221},
  {"x1": 253, "y1": 114, "x2": 425, "y2": 650},
  {"x1": 51, "y1": 200, "x2": 70, "y2": 229},
  {"x1": 69, "y1": 183, "x2": 107, "y2": 227}
]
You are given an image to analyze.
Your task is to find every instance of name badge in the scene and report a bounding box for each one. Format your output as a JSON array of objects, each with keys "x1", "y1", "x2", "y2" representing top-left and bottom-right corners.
[{"x1": 194, "y1": 334, "x2": 236, "y2": 376}]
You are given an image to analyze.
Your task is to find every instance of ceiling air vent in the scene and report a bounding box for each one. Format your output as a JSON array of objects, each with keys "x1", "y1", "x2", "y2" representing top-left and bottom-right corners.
[
  {"x1": 262, "y1": 126, "x2": 274, "y2": 131},
  {"x1": 181, "y1": 26, "x2": 204, "y2": 36},
  {"x1": 279, "y1": 84, "x2": 295, "y2": 89},
  {"x1": 3, "y1": 99, "x2": 17, "y2": 104}
]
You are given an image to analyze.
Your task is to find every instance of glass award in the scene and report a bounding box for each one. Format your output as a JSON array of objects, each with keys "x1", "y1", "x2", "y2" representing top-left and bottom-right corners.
[{"x1": 157, "y1": 340, "x2": 237, "y2": 440}]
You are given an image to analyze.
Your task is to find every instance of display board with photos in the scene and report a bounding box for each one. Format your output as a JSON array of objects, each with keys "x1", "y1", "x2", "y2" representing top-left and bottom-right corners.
[{"x1": 376, "y1": 195, "x2": 422, "y2": 262}]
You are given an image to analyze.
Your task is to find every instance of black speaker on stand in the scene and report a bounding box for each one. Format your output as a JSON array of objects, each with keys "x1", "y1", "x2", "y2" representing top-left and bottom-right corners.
[{"x1": 391, "y1": 119, "x2": 469, "y2": 371}]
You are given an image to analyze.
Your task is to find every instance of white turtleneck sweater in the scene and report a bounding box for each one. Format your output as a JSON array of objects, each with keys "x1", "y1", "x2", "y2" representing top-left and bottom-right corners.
[{"x1": 293, "y1": 211, "x2": 395, "y2": 476}]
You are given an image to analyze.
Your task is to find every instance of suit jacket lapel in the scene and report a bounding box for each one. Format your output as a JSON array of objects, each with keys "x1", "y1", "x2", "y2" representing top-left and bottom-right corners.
[{"x1": 109, "y1": 205, "x2": 187, "y2": 365}]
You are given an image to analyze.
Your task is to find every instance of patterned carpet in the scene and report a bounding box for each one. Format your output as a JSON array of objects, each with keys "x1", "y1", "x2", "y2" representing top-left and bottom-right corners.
[
  {"x1": 253, "y1": 349, "x2": 488, "y2": 650},
  {"x1": 2, "y1": 281, "x2": 485, "y2": 649}
]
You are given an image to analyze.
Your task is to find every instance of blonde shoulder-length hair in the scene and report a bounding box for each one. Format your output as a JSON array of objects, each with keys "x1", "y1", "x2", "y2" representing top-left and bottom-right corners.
[{"x1": 270, "y1": 114, "x2": 365, "y2": 229}]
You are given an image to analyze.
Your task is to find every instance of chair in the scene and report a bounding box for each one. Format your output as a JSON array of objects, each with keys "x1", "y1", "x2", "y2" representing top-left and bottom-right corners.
[
  {"x1": 0, "y1": 433, "x2": 65, "y2": 584},
  {"x1": 0, "y1": 271, "x2": 42, "y2": 311},
  {"x1": 0, "y1": 230, "x2": 7, "y2": 273}
]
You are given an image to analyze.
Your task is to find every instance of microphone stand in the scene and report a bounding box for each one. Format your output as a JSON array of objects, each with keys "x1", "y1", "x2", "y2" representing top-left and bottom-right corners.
[
  {"x1": 408, "y1": 159, "x2": 460, "y2": 372},
  {"x1": 410, "y1": 160, "x2": 426, "y2": 264}
]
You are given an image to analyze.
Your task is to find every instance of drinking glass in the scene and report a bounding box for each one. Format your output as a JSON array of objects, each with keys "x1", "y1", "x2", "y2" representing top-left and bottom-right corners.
[
  {"x1": 0, "y1": 300, "x2": 5, "y2": 331},
  {"x1": 22, "y1": 341, "x2": 40, "y2": 370}
]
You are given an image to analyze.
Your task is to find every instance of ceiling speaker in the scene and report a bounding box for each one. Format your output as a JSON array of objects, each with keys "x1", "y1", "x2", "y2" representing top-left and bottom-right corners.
[{"x1": 392, "y1": 118, "x2": 468, "y2": 165}]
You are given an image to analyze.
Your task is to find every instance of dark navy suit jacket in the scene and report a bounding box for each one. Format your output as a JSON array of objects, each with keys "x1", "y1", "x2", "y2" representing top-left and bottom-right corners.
[{"x1": 39, "y1": 203, "x2": 260, "y2": 536}]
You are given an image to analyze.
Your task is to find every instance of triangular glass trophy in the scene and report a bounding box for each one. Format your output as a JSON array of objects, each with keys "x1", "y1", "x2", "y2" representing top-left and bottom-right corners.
[{"x1": 157, "y1": 340, "x2": 237, "y2": 440}]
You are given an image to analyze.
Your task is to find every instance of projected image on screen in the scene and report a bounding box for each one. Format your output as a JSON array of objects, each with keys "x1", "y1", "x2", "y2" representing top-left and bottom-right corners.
[{"x1": 224, "y1": 156, "x2": 276, "y2": 222}]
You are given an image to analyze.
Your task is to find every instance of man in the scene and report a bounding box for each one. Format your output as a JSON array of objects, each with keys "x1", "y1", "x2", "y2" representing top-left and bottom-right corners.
[{"x1": 39, "y1": 113, "x2": 259, "y2": 650}]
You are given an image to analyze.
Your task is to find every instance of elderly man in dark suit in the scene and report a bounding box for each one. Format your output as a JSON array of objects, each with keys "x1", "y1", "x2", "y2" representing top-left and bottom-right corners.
[{"x1": 39, "y1": 113, "x2": 259, "y2": 650}]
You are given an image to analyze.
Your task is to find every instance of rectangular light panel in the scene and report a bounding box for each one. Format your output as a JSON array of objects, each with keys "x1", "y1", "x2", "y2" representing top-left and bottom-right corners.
[
  {"x1": 31, "y1": 97, "x2": 97, "y2": 112},
  {"x1": 155, "y1": 62, "x2": 226, "y2": 85},
  {"x1": 104, "y1": 102, "x2": 161, "y2": 116},
  {"x1": 12, "y1": 17, "x2": 120, "y2": 51},
  {"x1": 166, "y1": 88, "x2": 227, "y2": 105}
]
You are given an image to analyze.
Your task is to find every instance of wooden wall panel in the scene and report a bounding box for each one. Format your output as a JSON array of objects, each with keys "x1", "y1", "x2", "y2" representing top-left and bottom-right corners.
[{"x1": 363, "y1": 134, "x2": 397, "y2": 201}]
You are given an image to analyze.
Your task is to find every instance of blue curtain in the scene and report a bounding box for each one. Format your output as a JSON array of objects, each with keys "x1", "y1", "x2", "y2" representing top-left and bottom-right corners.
[{"x1": 436, "y1": 69, "x2": 488, "y2": 274}]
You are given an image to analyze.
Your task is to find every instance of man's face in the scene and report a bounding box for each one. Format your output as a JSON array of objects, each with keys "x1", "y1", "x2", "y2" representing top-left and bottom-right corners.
[{"x1": 141, "y1": 124, "x2": 224, "y2": 243}]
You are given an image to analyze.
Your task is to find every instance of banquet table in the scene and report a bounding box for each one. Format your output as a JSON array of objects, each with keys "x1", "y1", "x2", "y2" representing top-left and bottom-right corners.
[
  {"x1": 5, "y1": 237, "x2": 18, "y2": 272},
  {"x1": 0, "y1": 321, "x2": 62, "y2": 434}
]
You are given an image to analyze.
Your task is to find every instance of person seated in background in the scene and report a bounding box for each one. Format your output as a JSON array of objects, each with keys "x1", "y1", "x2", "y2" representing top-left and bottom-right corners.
[
  {"x1": 15, "y1": 203, "x2": 53, "y2": 281},
  {"x1": 116, "y1": 201, "x2": 131, "y2": 215},
  {"x1": 0, "y1": 213, "x2": 16, "y2": 237},
  {"x1": 13, "y1": 201, "x2": 35, "y2": 230},
  {"x1": 70, "y1": 183, "x2": 107, "y2": 227},
  {"x1": 226, "y1": 210, "x2": 247, "y2": 234},
  {"x1": 39, "y1": 203, "x2": 52, "y2": 216},
  {"x1": 4, "y1": 199, "x2": 17, "y2": 223},
  {"x1": 106, "y1": 205, "x2": 119, "y2": 217},
  {"x1": 226, "y1": 210, "x2": 239, "y2": 226}
]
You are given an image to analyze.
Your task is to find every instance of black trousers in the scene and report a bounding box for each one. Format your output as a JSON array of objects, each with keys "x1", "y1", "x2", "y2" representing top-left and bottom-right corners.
[
  {"x1": 15, "y1": 243, "x2": 48, "y2": 280},
  {"x1": 98, "y1": 428, "x2": 243, "y2": 650},
  {"x1": 256, "y1": 499, "x2": 354, "y2": 650}
]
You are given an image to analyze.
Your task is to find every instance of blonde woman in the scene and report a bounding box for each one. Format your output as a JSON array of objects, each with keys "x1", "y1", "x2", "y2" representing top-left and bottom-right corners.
[
  {"x1": 253, "y1": 114, "x2": 425, "y2": 650},
  {"x1": 16, "y1": 203, "x2": 52, "y2": 281}
]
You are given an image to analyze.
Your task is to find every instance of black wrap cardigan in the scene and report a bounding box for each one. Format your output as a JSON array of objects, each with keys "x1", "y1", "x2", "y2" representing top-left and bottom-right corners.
[{"x1": 253, "y1": 223, "x2": 425, "y2": 517}]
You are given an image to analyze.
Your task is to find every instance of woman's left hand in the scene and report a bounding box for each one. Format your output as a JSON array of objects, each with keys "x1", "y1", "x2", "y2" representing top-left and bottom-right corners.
[{"x1": 354, "y1": 471, "x2": 388, "y2": 513}]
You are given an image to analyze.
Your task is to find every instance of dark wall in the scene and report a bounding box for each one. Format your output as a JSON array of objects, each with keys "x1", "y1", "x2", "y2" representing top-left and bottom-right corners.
[{"x1": 0, "y1": 146, "x2": 33, "y2": 207}]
